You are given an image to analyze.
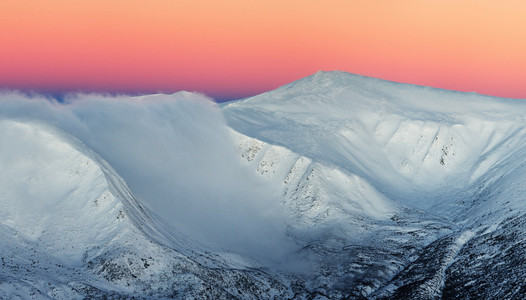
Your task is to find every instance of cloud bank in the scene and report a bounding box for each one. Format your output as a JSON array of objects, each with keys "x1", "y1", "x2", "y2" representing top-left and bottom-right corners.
[{"x1": 0, "y1": 91, "x2": 294, "y2": 265}]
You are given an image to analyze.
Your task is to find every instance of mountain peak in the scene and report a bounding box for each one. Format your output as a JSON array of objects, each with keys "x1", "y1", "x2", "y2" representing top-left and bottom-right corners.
[{"x1": 284, "y1": 70, "x2": 364, "y2": 90}]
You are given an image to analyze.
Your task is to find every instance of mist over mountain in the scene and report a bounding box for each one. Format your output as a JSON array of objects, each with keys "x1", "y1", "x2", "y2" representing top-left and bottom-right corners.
[{"x1": 2, "y1": 71, "x2": 526, "y2": 298}]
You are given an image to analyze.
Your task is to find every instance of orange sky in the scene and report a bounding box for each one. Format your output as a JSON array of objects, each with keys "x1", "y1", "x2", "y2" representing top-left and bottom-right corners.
[{"x1": 0, "y1": 0, "x2": 525, "y2": 100}]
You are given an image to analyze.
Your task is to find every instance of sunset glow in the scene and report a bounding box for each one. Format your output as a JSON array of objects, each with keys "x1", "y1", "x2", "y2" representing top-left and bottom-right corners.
[{"x1": 1, "y1": 1, "x2": 525, "y2": 100}]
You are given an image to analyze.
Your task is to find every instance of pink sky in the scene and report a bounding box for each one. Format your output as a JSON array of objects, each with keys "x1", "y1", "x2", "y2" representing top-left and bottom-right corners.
[{"x1": 1, "y1": 1, "x2": 525, "y2": 100}]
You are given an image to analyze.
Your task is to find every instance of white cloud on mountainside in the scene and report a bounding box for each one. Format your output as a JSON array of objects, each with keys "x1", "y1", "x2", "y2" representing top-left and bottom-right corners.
[{"x1": 0, "y1": 92, "x2": 294, "y2": 264}]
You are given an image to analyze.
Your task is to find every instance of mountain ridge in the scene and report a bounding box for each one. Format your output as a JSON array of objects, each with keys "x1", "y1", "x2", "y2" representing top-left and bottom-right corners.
[
  {"x1": 0, "y1": 118, "x2": 300, "y2": 299},
  {"x1": 223, "y1": 71, "x2": 526, "y2": 205},
  {"x1": 2, "y1": 71, "x2": 526, "y2": 298},
  {"x1": 223, "y1": 71, "x2": 526, "y2": 298}
]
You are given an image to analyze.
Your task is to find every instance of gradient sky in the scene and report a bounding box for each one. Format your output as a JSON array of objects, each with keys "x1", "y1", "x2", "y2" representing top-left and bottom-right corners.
[{"x1": 1, "y1": 1, "x2": 525, "y2": 101}]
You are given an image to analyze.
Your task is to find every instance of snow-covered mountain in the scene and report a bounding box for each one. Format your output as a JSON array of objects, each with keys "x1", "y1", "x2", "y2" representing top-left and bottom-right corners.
[
  {"x1": 2, "y1": 71, "x2": 526, "y2": 298},
  {"x1": 0, "y1": 118, "x2": 298, "y2": 299},
  {"x1": 223, "y1": 71, "x2": 526, "y2": 298}
]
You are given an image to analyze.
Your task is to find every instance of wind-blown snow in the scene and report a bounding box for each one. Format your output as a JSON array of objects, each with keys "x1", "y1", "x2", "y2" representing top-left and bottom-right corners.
[
  {"x1": 0, "y1": 92, "x2": 293, "y2": 263},
  {"x1": 0, "y1": 116, "x2": 295, "y2": 299}
]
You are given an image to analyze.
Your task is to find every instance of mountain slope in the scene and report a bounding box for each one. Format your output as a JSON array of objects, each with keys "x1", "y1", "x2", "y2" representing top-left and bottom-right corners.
[
  {"x1": 0, "y1": 119, "x2": 298, "y2": 299},
  {"x1": 230, "y1": 131, "x2": 454, "y2": 298},
  {"x1": 223, "y1": 71, "x2": 526, "y2": 298},
  {"x1": 223, "y1": 71, "x2": 526, "y2": 208}
]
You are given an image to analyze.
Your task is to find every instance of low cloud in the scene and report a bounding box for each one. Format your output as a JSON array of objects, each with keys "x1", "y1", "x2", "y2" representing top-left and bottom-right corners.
[{"x1": 0, "y1": 91, "x2": 296, "y2": 266}]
